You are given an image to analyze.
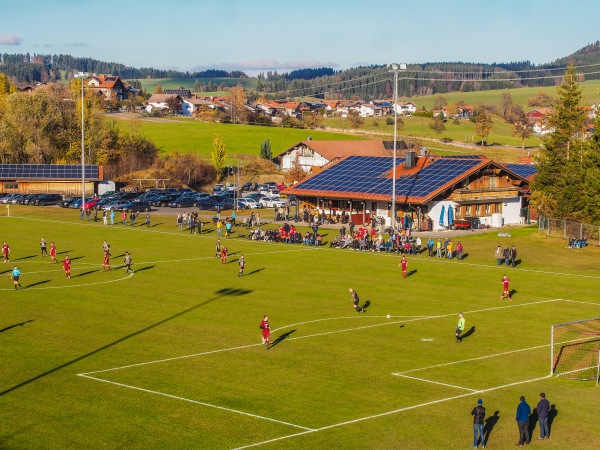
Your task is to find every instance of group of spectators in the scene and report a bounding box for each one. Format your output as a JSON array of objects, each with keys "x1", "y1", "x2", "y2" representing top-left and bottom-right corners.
[
  {"x1": 495, "y1": 244, "x2": 518, "y2": 267},
  {"x1": 176, "y1": 211, "x2": 204, "y2": 234},
  {"x1": 248, "y1": 223, "x2": 320, "y2": 244}
]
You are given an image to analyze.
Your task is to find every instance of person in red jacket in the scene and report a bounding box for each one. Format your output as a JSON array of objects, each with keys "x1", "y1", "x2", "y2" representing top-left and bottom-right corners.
[
  {"x1": 260, "y1": 315, "x2": 271, "y2": 349},
  {"x1": 501, "y1": 274, "x2": 511, "y2": 301},
  {"x1": 399, "y1": 256, "x2": 408, "y2": 278},
  {"x1": 62, "y1": 256, "x2": 71, "y2": 279}
]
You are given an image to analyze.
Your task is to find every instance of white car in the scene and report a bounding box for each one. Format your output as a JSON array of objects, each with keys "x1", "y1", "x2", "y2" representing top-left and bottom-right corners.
[
  {"x1": 259, "y1": 197, "x2": 286, "y2": 208},
  {"x1": 238, "y1": 198, "x2": 261, "y2": 209}
]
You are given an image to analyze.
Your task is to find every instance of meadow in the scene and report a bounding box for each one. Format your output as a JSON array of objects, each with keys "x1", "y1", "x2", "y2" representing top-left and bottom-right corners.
[{"x1": 1, "y1": 206, "x2": 599, "y2": 449}]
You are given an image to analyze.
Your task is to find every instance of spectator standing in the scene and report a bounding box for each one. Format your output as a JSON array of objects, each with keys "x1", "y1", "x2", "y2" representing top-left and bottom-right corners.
[
  {"x1": 40, "y1": 237, "x2": 48, "y2": 257},
  {"x1": 443, "y1": 238, "x2": 449, "y2": 257},
  {"x1": 427, "y1": 238, "x2": 434, "y2": 256},
  {"x1": 503, "y1": 246, "x2": 510, "y2": 266},
  {"x1": 447, "y1": 239, "x2": 453, "y2": 259},
  {"x1": 231, "y1": 210, "x2": 236, "y2": 226},
  {"x1": 110, "y1": 210, "x2": 115, "y2": 225},
  {"x1": 456, "y1": 312, "x2": 465, "y2": 343},
  {"x1": 129, "y1": 211, "x2": 136, "y2": 227},
  {"x1": 145, "y1": 213, "x2": 151, "y2": 228},
  {"x1": 415, "y1": 236, "x2": 422, "y2": 256},
  {"x1": 510, "y1": 245, "x2": 518, "y2": 268},
  {"x1": 495, "y1": 245, "x2": 502, "y2": 265},
  {"x1": 537, "y1": 392, "x2": 550, "y2": 440},
  {"x1": 471, "y1": 398, "x2": 486, "y2": 449},
  {"x1": 216, "y1": 219, "x2": 223, "y2": 237},
  {"x1": 102, "y1": 209, "x2": 108, "y2": 225},
  {"x1": 93, "y1": 207, "x2": 98, "y2": 222},
  {"x1": 121, "y1": 211, "x2": 127, "y2": 226},
  {"x1": 456, "y1": 241, "x2": 464, "y2": 260},
  {"x1": 515, "y1": 395, "x2": 531, "y2": 446}
]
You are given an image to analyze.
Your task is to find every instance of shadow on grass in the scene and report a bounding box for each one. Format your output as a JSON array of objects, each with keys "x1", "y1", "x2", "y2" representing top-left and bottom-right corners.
[
  {"x1": 0, "y1": 287, "x2": 252, "y2": 397},
  {"x1": 361, "y1": 300, "x2": 371, "y2": 312},
  {"x1": 69, "y1": 256, "x2": 84, "y2": 261},
  {"x1": 246, "y1": 268, "x2": 265, "y2": 276},
  {"x1": 0, "y1": 320, "x2": 34, "y2": 333},
  {"x1": 14, "y1": 255, "x2": 37, "y2": 261},
  {"x1": 26, "y1": 280, "x2": 51, "y2": 288},
  {"x1": 57, "y1": 250, "x2": 73, "y2": 255},
  {"x1": 269, "y1": 329, "x2": 295, "y2": 349},
  {"x1": 150, "y1": 223, "x2": 163, "y2": 228},
  {"x1": 405, "y1": 269, "x2": 418, "y2": 278},
  {"x1": 460, "y1": 253, "x2": 469, "y2": 260},
  {"x1": 510, "y1": 289, "x2": 517, "y2": 298},
  {"x1": 548, "y1": 405, "x2": 558, "y2": 435},
  {"x1": 461, "y1": 326, "x2": 476, "y2": 340},
  {"x1": 484, "y1": 410, "x2": 500, "y2": 444},
  {"x1": 133, "y1": 265, "x2": 154, "y2": 273},
  {"x1": 72, "y1": 269, "x2": 99, "y2": 278}
]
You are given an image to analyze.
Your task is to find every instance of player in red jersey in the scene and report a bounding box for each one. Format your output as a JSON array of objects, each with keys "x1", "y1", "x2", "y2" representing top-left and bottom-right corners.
[
  {"x1": 49, "y1": 242, "x2": 57, "y2": 263},
  {"x1": 2, "y1": 241, "x2": 10, "y2": 263},
  {"x1": 63, "y1": 256, "x2": 71, "y2": 279},
  {"x1": 220, "y1": 246, "x2": 228, "y2": 264},
  {"x1": 399, "y1": 255, "x2": 408, "y2": 278},
  {"x1": 260, "y1": 315, "x2": 271, "y2": 349},
  {"x1": 501, "y1": 274, "x2": 511, "y2": 301},
  {"x1": 102, "y1": 250, "x2": 111, "y2": 271}
]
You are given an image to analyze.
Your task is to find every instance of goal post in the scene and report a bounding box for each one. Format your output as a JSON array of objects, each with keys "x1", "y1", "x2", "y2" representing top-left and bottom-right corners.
[{"x1": 551, "y1": 318, "x2": 600, "y2": 383}]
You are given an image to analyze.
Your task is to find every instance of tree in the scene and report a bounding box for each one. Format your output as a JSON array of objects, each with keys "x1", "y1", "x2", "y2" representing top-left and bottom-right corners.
[
  {"x1": 227, "y1": 85, "x2": 246, "y2": 123},
  {"x1": 347, "y1": 110, "x2": 364, "y2": 129},
  {"x1": 211, "y1": 135, "x2": 228, "y2": 181},
  {"x1": 154, "y1": 85, "x2": 163, "y2": 94},
  {"x1": 512, "y1": 121, "x2": 533, "y2": 153},
  {"x1": 165, "y1": 95, "x2": 182, "y2": 114},
  {"x1": 429, "y1": 115, "x2": 446, "y2": 135},
  {"x1": 500, "y1": 91, "x2": 513, "y2": 120},
  {"x1": 526, "y1": 91, "x2": 554, "y2": 107},
  {"x1": 474, "y1": 110, "x2": 493, "y2": 144},
  {"x1": 433, "y1": 95, "x2": 448, "y2": 110},
  {"x1": 260, "y1": 139, "x2": 272, "y2": 160}
]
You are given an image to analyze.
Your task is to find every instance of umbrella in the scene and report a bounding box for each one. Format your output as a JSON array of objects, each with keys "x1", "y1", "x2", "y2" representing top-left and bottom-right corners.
[
  {"x1": 439, "y1": 204, "x2": 445, "y2": 227},
  {"x1": 448, "y1": 205, "x2": 454, "y2": 226}
]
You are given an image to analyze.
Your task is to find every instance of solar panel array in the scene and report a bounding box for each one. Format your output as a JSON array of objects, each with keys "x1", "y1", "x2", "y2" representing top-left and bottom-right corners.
[
  {"x1": 504, "y1": 164, "x2": 538, "y2": 178},
  {"x1": 294, "y1": 156, "x2": 482, "y2": 200},
  {"x1": 0, "y1": 165, "x2": 99, "y2": 180}
]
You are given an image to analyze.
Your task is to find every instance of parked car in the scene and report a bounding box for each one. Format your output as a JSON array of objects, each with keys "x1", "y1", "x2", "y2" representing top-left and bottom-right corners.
[
  {"x1": 101, "y1": 199, "x2": 131, "y2": 211},
  {"x1": 60, "y1": 197, "x2": 78, "y2": 208},
  {"x1": 451, "y1": 218, "x2": 471, "y2": 230},
  {"x1": 18, "y1": 194, "x2": 41, "y2": 204},
  {"x1": 1, "y1": 193, "x2": 20, "y2": 204},
  {"x1": 241, "y1": 182, "x2": 258, "y2": 192},
  {"x1": 237, "y1": 198, "x2": 261, "y2": 209},
  {"x1": 197, "y1": 197, "x2": 224, "y2": 211},
  {"x1": 31, "y1": 194, "x2": 63, "y2": 206},
  {"x1": 119, "y1": 200, "x2": 152, "y2": 212},
  {"x1": 266, "y1": 188, "x2": 280, "y2": 198},
  {"x1": 276, "y1": 182, "x2": 286, "y2": 191},
  {"x1": 243, "y1": 192, "x2": 264, "y2": 201},
  {"x1": 8, "y1": 194, "x2": 25, "y2": 204},
  {"x1": 168, "y1": 196, "x2": 198, "y2": 208},
  {"x1": 257, "y1": 184, "x2": 270, "y2": 195},
  {"x1": 259, "y1": 197, "x2": 286, "y2": 208},
  {"x1": 84, "y1": 198, "x2": 102, "y2": 209},
  {"x1": 150, "y1": 194, "x2": 180, "y2": 207},
  {"x1": 212, "y1": 184, "x2": 224, "y2": 195}
]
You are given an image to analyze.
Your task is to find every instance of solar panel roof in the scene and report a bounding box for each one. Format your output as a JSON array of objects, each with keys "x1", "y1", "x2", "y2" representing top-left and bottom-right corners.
[
  {"x1": 293, "y1": 156, "x2": 482, "y2": 200},
  {"x1": 504, "y1": 164, "x2": 538, "y2": 178},
  {"x1": 0, "y1": 164, "x2": 99, "y2": 180}
]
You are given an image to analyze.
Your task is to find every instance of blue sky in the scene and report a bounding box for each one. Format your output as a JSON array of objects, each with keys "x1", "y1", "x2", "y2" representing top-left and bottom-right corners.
[{"x1": 2, "y1": 0, "x2": 599, "y2": 74}]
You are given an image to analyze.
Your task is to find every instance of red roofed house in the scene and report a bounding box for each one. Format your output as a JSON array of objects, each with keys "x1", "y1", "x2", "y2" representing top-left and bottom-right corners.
[{"x1": 87, "y1": 75, "x2": 129, "y2": 101}]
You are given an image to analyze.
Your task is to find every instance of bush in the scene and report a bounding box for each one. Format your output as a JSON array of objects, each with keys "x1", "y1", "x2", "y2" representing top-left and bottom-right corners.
[{"x1": 386, "y1": 117, "x2": 394, "y2": 125}]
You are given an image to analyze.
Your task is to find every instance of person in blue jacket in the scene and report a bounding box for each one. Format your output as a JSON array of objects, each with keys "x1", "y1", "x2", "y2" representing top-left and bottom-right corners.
[{"x1": 515, "y1": 395, "x2": 531, "y2": 446}]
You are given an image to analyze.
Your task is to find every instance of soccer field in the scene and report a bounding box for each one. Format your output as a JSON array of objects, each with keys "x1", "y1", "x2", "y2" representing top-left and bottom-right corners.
[{"x1": 1, "y1": 206, "x2": 599, "y2": 449}]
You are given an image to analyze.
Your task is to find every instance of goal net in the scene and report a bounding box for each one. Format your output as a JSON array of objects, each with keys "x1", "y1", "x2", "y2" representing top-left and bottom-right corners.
[{"x1": 551, "y1": 318, "x2": 600, "y2": 383}]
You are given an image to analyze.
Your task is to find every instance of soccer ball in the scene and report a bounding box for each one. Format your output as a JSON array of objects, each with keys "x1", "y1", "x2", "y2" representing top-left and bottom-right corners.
[{"x1": 386, "y1": 314, "x2": 391, "y2": 319}]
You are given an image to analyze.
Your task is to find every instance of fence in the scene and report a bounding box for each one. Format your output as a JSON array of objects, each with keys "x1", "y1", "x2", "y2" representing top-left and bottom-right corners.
[{"x1": 538, "y1": 215, "x2": 600, "y2": 245}]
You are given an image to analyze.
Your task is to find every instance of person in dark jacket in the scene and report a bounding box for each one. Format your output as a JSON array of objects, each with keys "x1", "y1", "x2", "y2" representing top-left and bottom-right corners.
[
  {"x1": 471, "y1": 398, "x2": 486, "y2": 448},
  {"x1": 515, "y1": 395, "x2": 531, "y2": 446},
  {"x1": 510, "y1": 245, "x2": 518, "y2": 267},
  {"x1": 503, "y1": 246, "x2": 510, "y2": 266},
  {"x1": 537, "y1": 392, "x2": 551, "y2": 440}
]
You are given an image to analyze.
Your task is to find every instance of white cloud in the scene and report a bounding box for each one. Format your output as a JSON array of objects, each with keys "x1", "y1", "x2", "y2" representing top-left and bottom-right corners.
[
  {"x1": 190, "y1": 59, "x2": 340, "y2": 72},
  {"x1": 0, "y1": 35, "x2": 24, "y2": 45},
  {"x1": 68, "y1": 41, "x2": 89, "y2": 47}
]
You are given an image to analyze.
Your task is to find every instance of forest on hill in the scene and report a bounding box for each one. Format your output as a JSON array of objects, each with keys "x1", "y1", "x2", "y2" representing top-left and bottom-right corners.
[{"x1": 2, "y1": 42, "x2": 600, "y2": 101}]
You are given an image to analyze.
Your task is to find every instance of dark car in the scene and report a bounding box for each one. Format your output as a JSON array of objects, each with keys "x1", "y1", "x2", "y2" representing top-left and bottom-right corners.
[
  {"x1": 32, "y1": 194, "x2": 63, "y2": 206},
  {"x1": 197, "y1": 198, "x2": 224, "y2": 211},
  {"x1": 119, "y1": 201, "x2": 152, "y2": 213},
  {"x1": 60, "y1": 197, "x2": 78, "y2": 208},
  {"x1": 168, "y1": 196, "x2": 198, "y2": 208},
  {"x1": 151, "y1": 194, "x2": 180, "y2": 207},
  {"x1": 241, "y1": 182, "x2": 258, "y2": 192},
  {"x1": 19, "y1": 194, "x2": 42, "y2": 204}
]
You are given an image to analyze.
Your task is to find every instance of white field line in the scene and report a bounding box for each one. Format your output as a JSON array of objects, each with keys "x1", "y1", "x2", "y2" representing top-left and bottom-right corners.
[
  {"x1": 394, "y1": 373, "x2": 478, "y2": 392},
  {"x1": 81, "y1": 299, "x2": 562, "y2": 375},
  {"x1": 270, "y1": 315, "x2": 435, "y2": 333},
  {"x1": 0, "y1": 272, "x2": 134, "y2": 291},
  {"x1": 561, "y1": 299, "x2": 600, "y2": 307},
  {"x1": 77, "y1": 374, "x2": 313, "y2": 431},
  {"x1": 233, "y1": 374, "x2": 552, "y2": 449}
]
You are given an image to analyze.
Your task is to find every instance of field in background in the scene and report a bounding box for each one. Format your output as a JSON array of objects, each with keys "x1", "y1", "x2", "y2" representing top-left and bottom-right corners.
[
  {"x1": 131, "y1": 77, "x2": 257, "y2": 93},
  {"x1": 1, "y1": 206, "x2": 599, "y2": 449}
]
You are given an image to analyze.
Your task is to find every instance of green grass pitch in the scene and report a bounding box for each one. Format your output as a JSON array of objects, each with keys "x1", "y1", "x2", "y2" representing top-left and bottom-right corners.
[{"x1": 1, "y1": 206, "x2": 599, "y2": 449}]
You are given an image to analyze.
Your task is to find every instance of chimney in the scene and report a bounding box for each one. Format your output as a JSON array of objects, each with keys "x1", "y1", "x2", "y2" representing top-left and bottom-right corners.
[{"x1": 405, "y1": 151, "x2": 416, "y2": 169}]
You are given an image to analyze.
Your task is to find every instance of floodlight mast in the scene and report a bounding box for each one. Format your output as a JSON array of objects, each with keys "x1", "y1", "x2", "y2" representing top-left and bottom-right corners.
[
  {"x1": 388, "y1": 63, "x2": 406, "y2": 231},
  {"x1": 75, "y1": 71, "x2": 89, "y2": 211}
]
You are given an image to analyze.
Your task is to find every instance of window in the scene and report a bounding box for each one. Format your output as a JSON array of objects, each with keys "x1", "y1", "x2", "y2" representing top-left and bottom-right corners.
[
  {"x1": 489, "y1": 176, "x2": 498, "y2": 188},
  {"x1": 485, "y1": 204, "x2": 491, "y2": 215},
  {"x1": 4, "y1": 182, "x2": 17, "y2": 190}
]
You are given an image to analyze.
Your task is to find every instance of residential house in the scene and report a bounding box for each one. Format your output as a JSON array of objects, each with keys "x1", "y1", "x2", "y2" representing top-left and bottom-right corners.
[
  {"x1": 146, "y1": 93, "x2": 182, "y2": 114},
  {"x1": 526, "y1": 108, "x2": 552, "y2": 123},
  {"x1": 359, "y1": 103, "x2": 383, "y2": 117},
  {"x1": 284, "y1": 153, "x2": 536, "y2": 230},
  {"x1": 393, "y1": 101, "x2": 417, "y2": 115},
  {"x1": 181, "y1": 97, "x2": 221, "y2": 117},
  {"x1": 532, "y1": 121, "x2": 553, "y2": 135},
  {"x1": 336, "y1": 101, "x2": 362, "y2": 117},
  {"x1": 87, "y1": 75, "x2": 130, "y2": 101},
  {"x1": 163, "y1": 89, "x2": 192, "y2": 99}
]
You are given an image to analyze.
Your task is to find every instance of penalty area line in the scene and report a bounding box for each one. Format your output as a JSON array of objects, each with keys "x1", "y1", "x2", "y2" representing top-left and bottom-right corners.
[
  {"x1": 77, "y1": 374, "x2": 314, "y2": 432},
  {"x1": 394, "y1": 373, "x2": 478, "y2": 392}
]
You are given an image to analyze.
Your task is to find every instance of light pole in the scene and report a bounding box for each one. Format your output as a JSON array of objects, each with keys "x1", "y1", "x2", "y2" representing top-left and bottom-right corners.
[
  {"x1": 74, "y1": 72, "x2": 89, "y2": 211},
  {"x1": 388, "y1": 63, "x2": 406, "y2": 230}
]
